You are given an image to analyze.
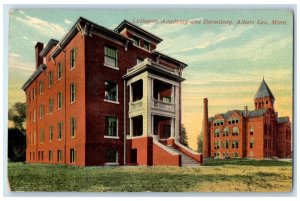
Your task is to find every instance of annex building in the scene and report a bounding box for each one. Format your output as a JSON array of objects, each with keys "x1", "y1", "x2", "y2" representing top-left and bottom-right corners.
[
  {"x1": 22, "y1": 17, "x2": 203, "y2": 166},
  {"x1": 202, "y1": 79, "x2": 292, "y2": 159}
]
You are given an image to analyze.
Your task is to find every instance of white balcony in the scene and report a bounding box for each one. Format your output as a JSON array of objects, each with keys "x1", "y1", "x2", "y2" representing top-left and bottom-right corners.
[
  {"x1": 129, "y1": 100, "x2": 143, "y2": 112},
  {"x1": 152, "y1": 99, "x2": 175, "y2": 112}
]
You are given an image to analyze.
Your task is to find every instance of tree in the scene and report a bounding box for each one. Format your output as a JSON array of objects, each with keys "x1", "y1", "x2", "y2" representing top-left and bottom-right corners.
[
  {"x1": 180, "y1": 124, "x2": 189, "y2": 147},
  {"x1": 197, "y1": 132, "x2": 203, "y2": 153},
  {"x1": 8, "y1": 102, "x2": 26, "y2": 162},
  {"x1": 8, "y1": 102, "x2": 26, "y2": 132}
]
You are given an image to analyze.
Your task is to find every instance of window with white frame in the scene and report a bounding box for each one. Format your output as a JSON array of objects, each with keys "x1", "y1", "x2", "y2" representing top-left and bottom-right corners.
[
  {"x1": 70, "y1": 117, "x2": 76, "y2": 137},
  {"x1": 57, "y1": 62, "x2": 63, "y2": 79},
  {"x1": 58, "y1": 122, "x2": 63, "y2": 140},
  {"x1": 40, "y1": 128, "x2": 44, "y2": 144},
  {"x1": 104, "y1": 46, "x2": 118, "y2": 67},
  {"x1": 57, "y1": 92, "x2": 63, "y2": 110},
  {"x1": 39, "y1": 80, "x2": 44, "y2": 95},
  {"x1": 49, "y1": 125, "x2": 53, "y2": 142},
  {"x1": 49, "y1": 150, "x2": 53, "y2": 162},
  {"x1": 57, "y1": 150, "x2": 62, "y2": 163},
  {"x1": 49, "y1": 98, "x2": 53, "y2": 113},
  {"x1": 49, "y1": 71, "x2": 54, "y2": 87},
  {"x1": 105, "y1": 116, "x2": 118, "y2": 137},
  {"x1": 70, "y1": 148, "x2": 76, "y2": 163},
  {"x1": 144, "y1": 41, "x2": 150, "y2": 51},
  {"x1": 39, "y1": 105, "x2": 44, "y2": 119},
  {"x1": 105, "y1": 81, "x2": 118, "y2": 102},
  {"x1": 70, "y1": 83, "x2": 76, "y2": 103},
  {"x1": 70, "y1": 48, "x2": 76, "y2": 69}
]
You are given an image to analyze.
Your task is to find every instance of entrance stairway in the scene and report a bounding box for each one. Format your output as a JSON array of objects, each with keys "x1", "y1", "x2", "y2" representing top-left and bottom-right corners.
[{"x1": 166, "y1": 145, "x2": 201, "y2": 167}]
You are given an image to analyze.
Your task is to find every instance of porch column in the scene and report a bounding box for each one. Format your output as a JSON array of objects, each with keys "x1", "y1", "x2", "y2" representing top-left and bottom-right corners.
[
  {"x1": 151, "y1": 115, "x2": 154, "y2": 136},
  {"x1": 171, "y1": 85, "x2": 175, "y2": 103},
  {"x1": 129, "y1": 84, "x2": 132, "y2": 102},
  {"x1": 129, "y1": 118, "x2": 133, "y2": 137},
  {"x1": 171, "y1": 118, "x2": 175, "y2": 138},
  {"x1": 174, "y1": 85, "x2": 180, "y2": 139}
]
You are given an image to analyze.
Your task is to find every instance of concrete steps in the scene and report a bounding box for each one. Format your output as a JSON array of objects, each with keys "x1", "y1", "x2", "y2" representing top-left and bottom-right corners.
[{"x1": 166, "y1": 145, "x2": 201, "y2": 167}]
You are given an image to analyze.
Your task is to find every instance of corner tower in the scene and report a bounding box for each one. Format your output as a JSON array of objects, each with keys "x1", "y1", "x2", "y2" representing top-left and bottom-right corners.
[{"x1": 254, "y1": 78, "x2": 275, "y2": 110}]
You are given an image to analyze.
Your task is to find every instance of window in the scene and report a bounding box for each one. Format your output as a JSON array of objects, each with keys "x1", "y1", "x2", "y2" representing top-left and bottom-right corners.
[
  {"x1": 49, "y1": 98, "x2": 53, "y2": 113},
  {"x1": 232, "y1": 140, "x2": 239, "y2": 149},
  {"x1": 224, "y1": 127, "x2": 229, "y2": 136},
  {"x1": 33, "y1": 109, "x2": 36, "y2": 122},
  {"x1": 33, "y1": 88, "x2": 36, "y2": 100},
  {"x1": 104, "y1": 46, "x2": 118, "y2": 67},
  {"x1": 214, "y1": 141, "x2": 221, "y2": 149},
  {"x1": 105, "y1": 116, "x2": 118, "y2": 137},
  {"x1": 225, "y1": 140, "x2": 230, "y2": 149},
  {"x1": 133, "y1": 37, "x2": 140, "y2": 46},
  {"x1": 250, "y1": 127, "x2": 254, "y2": 135},
  {"x1": 49, "y1": 71, "x2": 53, "y2": 87},
  {"x1": 49, "y1": 150, "x2": 53, "y2": 162},
  {"x1": 57, "y1": 150, "x2": 62, "y2": 163},
  {"x1": 57, "y1": 92, "x2": 63, "y2": 110},
  {"x1": 39, "y1": 80, "x2": 44, "y2": 95},
  {"x1": 70, "y1": 117, "x2": 76, "y2": 137},
  {"x1": 41, "y1": 151, "x2": 44, "y2": 161},
  {"x1": 144, "y1": 41, "x2": 150, "y2": 51},
  {"x1": 40, "y1": 128, "x2": 44, "y2": 144},
  {"x1": 34, "y1": 131, "x2": 36, "y2": 145},
  {"x1": 70, "y1": 83, "x2": 76, "y2": 103},
  {"x1": 232, "y1": 127, "x2": 239, "y2": 136},
  {"x1": 137, "y1": 57, "x2": 143, "y2": 64},
  {"x1": 58, "y1": 122, "x2": 63, "y2": 140},
  {"x1": 105, "y1": 149, "x2": 118, "y2": 164},
  {"x1": 105, "y1": 81, "x2": 118, "y2": 102},
  {"x1": 70, "y1": 149, "x2": 76, "y2": 163},
  {"x1": 30, "y1": 132, "x2": 32, "y2": 145},
  {"x1": 57, "y1": 62, "x2": 63, "y2": 79},
  {"x1": 266, "y1": 100, "x2": 268, "y2": 104},
  {"x1": 214, "y1": 129, "x2": 220, "y2": 137},
  {"x1": 250, "y1": 139, "x2": 255, "y2": 148},
  {"x1": 49, "y1": 125, "x2": 53, "y2": 141},
  {"x1": 70, "y1": 49, "x2": 76, "y2": 69},
  {"x1": 39, "y1": 105, "x2": 44, "y2": 119}
]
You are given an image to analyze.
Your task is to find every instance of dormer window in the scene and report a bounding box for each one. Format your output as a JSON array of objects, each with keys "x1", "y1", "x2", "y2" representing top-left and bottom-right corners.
[{"x1": 144, "y1": 41, "x2": 150, "y2": 51}]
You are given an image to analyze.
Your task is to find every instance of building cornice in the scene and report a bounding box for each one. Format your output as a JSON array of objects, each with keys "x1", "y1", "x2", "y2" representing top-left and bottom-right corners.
[
  {"x1": 21, "y1": 64, "x2": 47, "y2": 91},
  {"x1": 39, "y1": 39, "x2": 59, "y2": 57},
  {"x1": 153, "y1": 51, "x2": 188, "y2": 69}
]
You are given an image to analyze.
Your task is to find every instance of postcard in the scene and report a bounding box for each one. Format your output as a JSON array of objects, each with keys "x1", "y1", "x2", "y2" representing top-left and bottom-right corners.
[{"x1": 7, "y1": 8, "x2": 293, "y2": 192}]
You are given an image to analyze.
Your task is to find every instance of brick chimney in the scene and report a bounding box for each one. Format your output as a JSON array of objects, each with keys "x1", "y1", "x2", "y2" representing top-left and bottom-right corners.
[
  {"x1": 35, "y1": 42, "x2": 44, "y2": 68},
  {"x1": 203, "y1": 98, "x2": 210, "y2": 158}
]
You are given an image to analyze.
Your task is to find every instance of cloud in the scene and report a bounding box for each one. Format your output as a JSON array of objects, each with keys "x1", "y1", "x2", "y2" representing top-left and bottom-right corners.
[
  {"x1": 64, "y1": 19, "x2": 72, "y2": 24},
  {"x1": 15, "y1": 15, "x2": 66, "y2": 37},
  {"x1": 18, "y1": 10, "x2": 25, "y2": 15},
  {"x1": 23, "y1": 36, "x2": 28, "y2": 40},
  {"x1": 9, "y1": 52, "x2": 35, "y2": 73}
]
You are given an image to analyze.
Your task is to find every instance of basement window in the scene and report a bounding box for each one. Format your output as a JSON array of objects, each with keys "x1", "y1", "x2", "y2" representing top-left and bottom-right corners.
[{"x1": 105, "y1": 149, "x2": 118, "y2": 164}]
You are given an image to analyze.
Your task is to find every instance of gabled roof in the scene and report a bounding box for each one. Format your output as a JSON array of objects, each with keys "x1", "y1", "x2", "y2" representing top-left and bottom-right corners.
[
  {"x1": 115, "y1": 20, "x2": 163, "y2": 44},
  {"x1": 220, "y1": 110, "x2": 242, "y2": 119},
  {"x1": 254, "y1": 79, "x2": 275, "y2": 100},
  {"x1": 277, "y1": 116, "x2": 290, "y2": 124},
  {"x1": 39, "y1": 39, "x2": 59, "y2": 57},
  {"x1": 248, "y1": 108, "x2": 268, "y2": 118}
]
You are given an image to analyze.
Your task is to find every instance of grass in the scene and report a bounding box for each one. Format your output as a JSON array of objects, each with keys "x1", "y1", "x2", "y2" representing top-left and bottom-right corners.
[{"x1": 7, "y1": 159, "x2": 293, "y2": 192}]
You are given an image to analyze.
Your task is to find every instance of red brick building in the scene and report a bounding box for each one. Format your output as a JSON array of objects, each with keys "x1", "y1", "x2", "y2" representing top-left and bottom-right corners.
[
  {"x1": 22, "y1": 17, "x2": 203, "y2": 166},
  {"x1": 202, "y1": 79, "x2": 292, "y2": 159}
]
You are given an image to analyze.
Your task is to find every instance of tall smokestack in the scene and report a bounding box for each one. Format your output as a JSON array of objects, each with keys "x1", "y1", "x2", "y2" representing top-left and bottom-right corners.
[
  {"x1": 35, "y1": 42, "x2": 44, "y2": 68},
  {"x1": 203, "y1": 98, "x2": 210, "y2": 158}
]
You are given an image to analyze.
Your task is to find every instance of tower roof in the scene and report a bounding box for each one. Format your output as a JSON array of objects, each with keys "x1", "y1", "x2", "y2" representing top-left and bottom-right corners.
[{"x1": 254, "y1": 79, "x2": 275, "y2": 100}]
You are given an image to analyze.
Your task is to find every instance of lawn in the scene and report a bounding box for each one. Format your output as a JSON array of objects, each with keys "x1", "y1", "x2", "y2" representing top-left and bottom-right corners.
[{"x1": 7, "y1": 159, "x2": 293, "y2": 192}]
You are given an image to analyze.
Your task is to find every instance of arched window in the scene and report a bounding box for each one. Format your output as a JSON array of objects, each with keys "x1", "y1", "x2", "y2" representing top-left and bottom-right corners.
[
  {"x1": 214, "y1": 129, "x2": 220, "y2": 137},
  {"x1": 224, "y1": 127, "x2": 230, "y2": 136},
  {"x1": 232, "y1": 127, "x2": 239, "y2": 136}
]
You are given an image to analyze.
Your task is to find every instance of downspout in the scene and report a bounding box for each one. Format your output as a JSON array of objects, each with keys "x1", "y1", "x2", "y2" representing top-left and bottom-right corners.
[
  {"x1": 123, "y1": 79, "x2": 127, "y2": 165},
  {"x1": 63, "y1": 48, "x2": 67, "y2": 165}
]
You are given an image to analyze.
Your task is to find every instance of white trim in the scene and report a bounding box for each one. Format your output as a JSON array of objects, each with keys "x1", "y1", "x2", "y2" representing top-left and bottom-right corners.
[
  {"x1": 104, "y1": 163, "x2": 119, "y2": 166},
  {"x1": 132, "y1": 43, "x2": 152, "y2": 53},
  {"x1": 153, "y1": 137, "x2": 179, "y2": 156},
  {"x1": 104, "y1": 136, "x2": 120, "y2": 139},
  {"x1": 103, "y1": 63, "x2": 119, "y2": 70},
  {"x1": 174, "y1": 139, "x2": 201, "y2": 156},
  {"x1": 104, "y1": 99, "x2": 120, "y2": 104}
]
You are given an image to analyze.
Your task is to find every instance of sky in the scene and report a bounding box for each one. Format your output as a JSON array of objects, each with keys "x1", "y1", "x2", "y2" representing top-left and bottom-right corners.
[{"x1": 8, "y1": 9, "x2": 293, "y2": 150}]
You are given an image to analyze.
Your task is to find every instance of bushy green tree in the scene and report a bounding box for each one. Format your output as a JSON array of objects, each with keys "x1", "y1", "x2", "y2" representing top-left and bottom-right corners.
[
  {"x1": 197, "y1": 132, "x2": 203, "y2": 153},
  {"x1": 8, "y1": 102, "x2": 26, "y2": 162},
  {"x1": 180, "y1": 124, "x2": 189, "y2": 147}
]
